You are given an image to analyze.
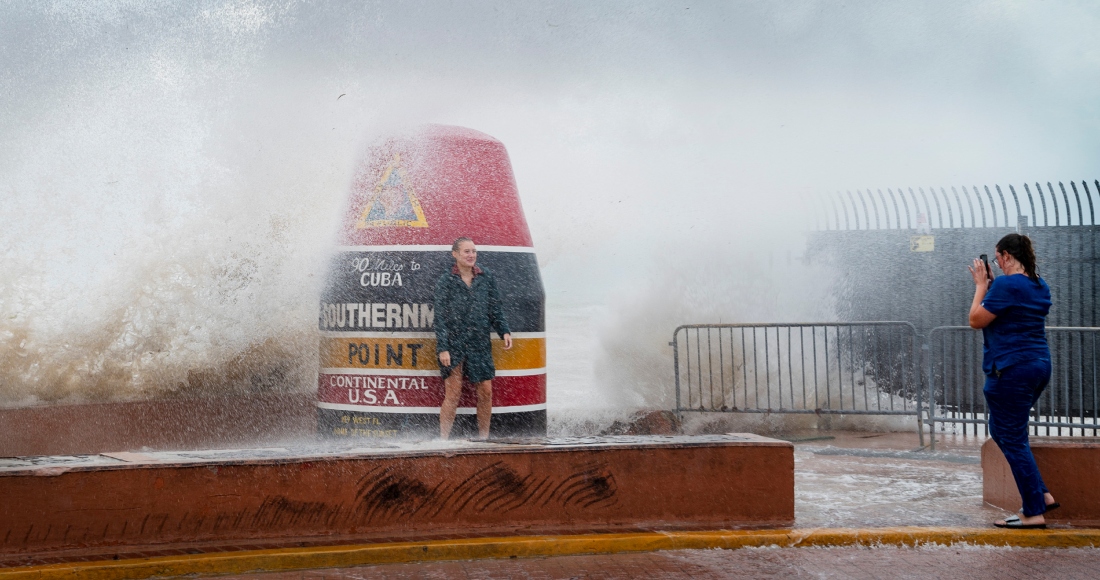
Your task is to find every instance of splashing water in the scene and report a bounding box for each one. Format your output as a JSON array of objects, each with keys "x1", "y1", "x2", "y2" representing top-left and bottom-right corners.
[{"x1": 3, "y1": 2, "x2": 1099, "y2": 441}]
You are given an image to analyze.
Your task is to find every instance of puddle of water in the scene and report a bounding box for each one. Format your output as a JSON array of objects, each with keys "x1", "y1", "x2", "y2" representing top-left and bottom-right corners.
[{"x1": 794, "y1": 446, "x2": 1003, "y2": 528}]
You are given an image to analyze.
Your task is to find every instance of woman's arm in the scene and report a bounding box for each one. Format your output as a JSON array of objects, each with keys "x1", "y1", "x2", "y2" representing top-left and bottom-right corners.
[
  {"x1": 486, "y1": 273, "x2": 511, "y2": 339},
  {"x1": 968, "y1": 258, "x2": 997, "y2": 329},
  {"x1": 434, "y1": 276, "x2": 452, "y2": 364}
]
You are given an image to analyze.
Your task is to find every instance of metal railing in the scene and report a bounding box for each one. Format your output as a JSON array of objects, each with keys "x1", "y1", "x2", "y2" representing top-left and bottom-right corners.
[
  {"x1": 926, "y1": 326, "x2": 1100, "y2": 448},
  {"x1": 672, "y1": 322, "x2": 923, "y2": 443},
  {"x1": 673, "y1": 322, "x2": 1100, "y2": 451},
  {"x1": 816, "y1": 180, "x2": 1099, "y2": 231}
]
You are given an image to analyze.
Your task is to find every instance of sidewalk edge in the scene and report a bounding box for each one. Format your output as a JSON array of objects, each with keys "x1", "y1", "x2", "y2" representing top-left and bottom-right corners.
[{"x1": 3, "y1": 527, "x2": 1099, "y2": 580}]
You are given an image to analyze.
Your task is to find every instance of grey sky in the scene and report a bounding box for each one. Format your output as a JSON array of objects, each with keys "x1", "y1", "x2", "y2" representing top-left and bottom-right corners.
[{"x1": 2, "y1": 0, "x2": 1099, "y2": 303}]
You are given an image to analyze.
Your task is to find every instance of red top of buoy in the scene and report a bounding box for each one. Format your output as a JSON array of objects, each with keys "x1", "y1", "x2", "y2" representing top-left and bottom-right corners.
[{"x1": 337, "y1": 125, "x2": 534, "y2": 247}]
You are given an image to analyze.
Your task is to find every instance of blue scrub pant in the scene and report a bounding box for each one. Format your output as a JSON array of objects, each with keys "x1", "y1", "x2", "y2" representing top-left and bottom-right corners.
[{"x1": 983, "y1": 358, "x2": 1052, "y2": 517}]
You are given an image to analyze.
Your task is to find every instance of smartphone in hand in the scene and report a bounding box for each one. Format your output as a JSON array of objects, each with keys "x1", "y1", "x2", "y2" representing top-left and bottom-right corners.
[{"x1": 979, "y1": 254, "x2": 992, "y2": 280}]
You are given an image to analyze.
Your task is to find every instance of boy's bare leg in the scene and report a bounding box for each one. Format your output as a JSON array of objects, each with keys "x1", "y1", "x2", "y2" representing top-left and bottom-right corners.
[
  {"x1": 439, "y1": 364, "x2": 464, "y2": 439},
  {"x1": 476, "y1": 380, "x2": 493, "y2": 439}
]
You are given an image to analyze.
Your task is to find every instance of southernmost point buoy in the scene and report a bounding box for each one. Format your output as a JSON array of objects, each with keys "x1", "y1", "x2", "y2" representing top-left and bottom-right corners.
[{"x1": 317, "y1": 126, "x2": 546, "y2": 439}]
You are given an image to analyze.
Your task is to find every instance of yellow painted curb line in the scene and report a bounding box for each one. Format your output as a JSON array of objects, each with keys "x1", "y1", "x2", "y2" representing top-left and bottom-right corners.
[{"x1": 3, "y1": 527, "x2": 1100, "y2": 580}]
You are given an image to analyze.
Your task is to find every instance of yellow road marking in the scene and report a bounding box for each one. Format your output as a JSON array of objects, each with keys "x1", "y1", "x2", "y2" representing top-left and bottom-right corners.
[{"x1": 3, "y1": 527, "x2": 1099, "y2": 579}]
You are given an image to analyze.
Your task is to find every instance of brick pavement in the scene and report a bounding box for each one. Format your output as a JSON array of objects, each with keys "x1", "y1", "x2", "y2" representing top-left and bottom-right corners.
[{"x1": 224, "y1": 546, "x2": 1100, "y2": 580}]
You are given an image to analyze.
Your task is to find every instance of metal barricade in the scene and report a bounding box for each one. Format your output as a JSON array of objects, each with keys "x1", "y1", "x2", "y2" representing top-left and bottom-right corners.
[
  {"x1": 924, "y1": 326, "x2": 986, "y2": 439},
  {"x1": 926, "y1": 326, "x2": 1100, "y2": 448},
  {"x1": 672, "y1": 323, "x2": 923, "y2": 440}
]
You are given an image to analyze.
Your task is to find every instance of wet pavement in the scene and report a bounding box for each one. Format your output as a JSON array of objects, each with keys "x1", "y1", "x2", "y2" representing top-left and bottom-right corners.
[
  {"x1": 789, "y1": 431, "x2": 1006, "y2": 529},
  {"x1": 212, "y1": 430, "x2": 1100, "y2": 580},
  {"x1": 0, "y1": 434, "x2": 762, "y2": 473},
  {"x1": 10, "y1": 429, "x2": 1094, "y2": 579},
  {"x1": 225, "y1": 546, "x2": 1100, "y2": 579}
]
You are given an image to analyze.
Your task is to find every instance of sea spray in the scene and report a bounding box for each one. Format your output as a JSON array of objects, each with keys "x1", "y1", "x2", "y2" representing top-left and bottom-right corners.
[{"x1": 5, "y1": 2, "x2": 1094, "y2": 440}]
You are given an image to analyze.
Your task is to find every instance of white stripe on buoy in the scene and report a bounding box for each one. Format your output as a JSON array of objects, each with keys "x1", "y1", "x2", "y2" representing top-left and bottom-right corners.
[
  {"x1": 316, "y1": 402, "x2": 547, "y2": 414},
  {"x1": 320, "y1": 368, "x2": 547, "y2": 377},
  {"x1": 336, "y1": 245, "x2": 536, "y2": 253},
  {"x1": 318, "y1": 331, "x2": 547, "y2": 339}
]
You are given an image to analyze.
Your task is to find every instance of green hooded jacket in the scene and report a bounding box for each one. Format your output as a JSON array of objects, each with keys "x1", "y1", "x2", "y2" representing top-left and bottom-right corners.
[{"x1": 433, "y1": 265, "x2": 511, "y2": 382}]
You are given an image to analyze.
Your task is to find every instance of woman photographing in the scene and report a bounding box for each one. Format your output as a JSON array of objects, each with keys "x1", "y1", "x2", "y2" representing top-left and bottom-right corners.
[
  {"x1": 434, "y1": 237, "x2": 512, "y2": 440},
  {"x1": 968, "y1": 233, "x2": 1057, "y2": 529}
]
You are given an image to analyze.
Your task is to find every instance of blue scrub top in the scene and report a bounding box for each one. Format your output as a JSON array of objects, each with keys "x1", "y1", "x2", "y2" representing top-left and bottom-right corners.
[{"x1": 980, "y1": 273, "x2": 1051, "y2": 375}]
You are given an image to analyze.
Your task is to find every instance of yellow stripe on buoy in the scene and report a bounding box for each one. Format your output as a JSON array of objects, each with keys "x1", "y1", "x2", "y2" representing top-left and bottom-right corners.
[{"x1": 320, "y1": 337, "x2": 545, "y2": 371}]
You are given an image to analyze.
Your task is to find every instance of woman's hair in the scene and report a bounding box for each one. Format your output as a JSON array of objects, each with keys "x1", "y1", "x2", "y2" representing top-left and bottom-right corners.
[
  {"x1": 996, "y1": 233, "x2": 1039, "y2": 283},
  {"x1": 451, "y1": 237, "x2": 473, "y2": 252}
]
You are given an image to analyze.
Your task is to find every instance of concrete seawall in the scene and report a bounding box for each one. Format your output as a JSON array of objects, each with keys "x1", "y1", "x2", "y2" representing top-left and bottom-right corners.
[{"x1": 0, "y1": 434, "x2": 793, "y2": 563}]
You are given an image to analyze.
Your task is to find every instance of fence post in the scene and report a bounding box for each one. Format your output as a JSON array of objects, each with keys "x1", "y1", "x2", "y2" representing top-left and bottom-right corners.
[
  {"x1": 918, "y1": 336, "x2": 927, "y2": 448},
  {"x1": 925, "y1": 336, "x2": 935, "y2": 451},
  {"x1": 671, "y1": 329, "x2": 682, "y2": 413}
]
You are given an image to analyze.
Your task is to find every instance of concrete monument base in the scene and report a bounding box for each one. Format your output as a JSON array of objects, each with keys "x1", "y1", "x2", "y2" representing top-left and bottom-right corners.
[
  {"x1": 982, "y1": 437, "x2": 1100, "y2": 525},
  {"x1": 0, "y1": 434, "x2": 793, "y2": 565}
]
